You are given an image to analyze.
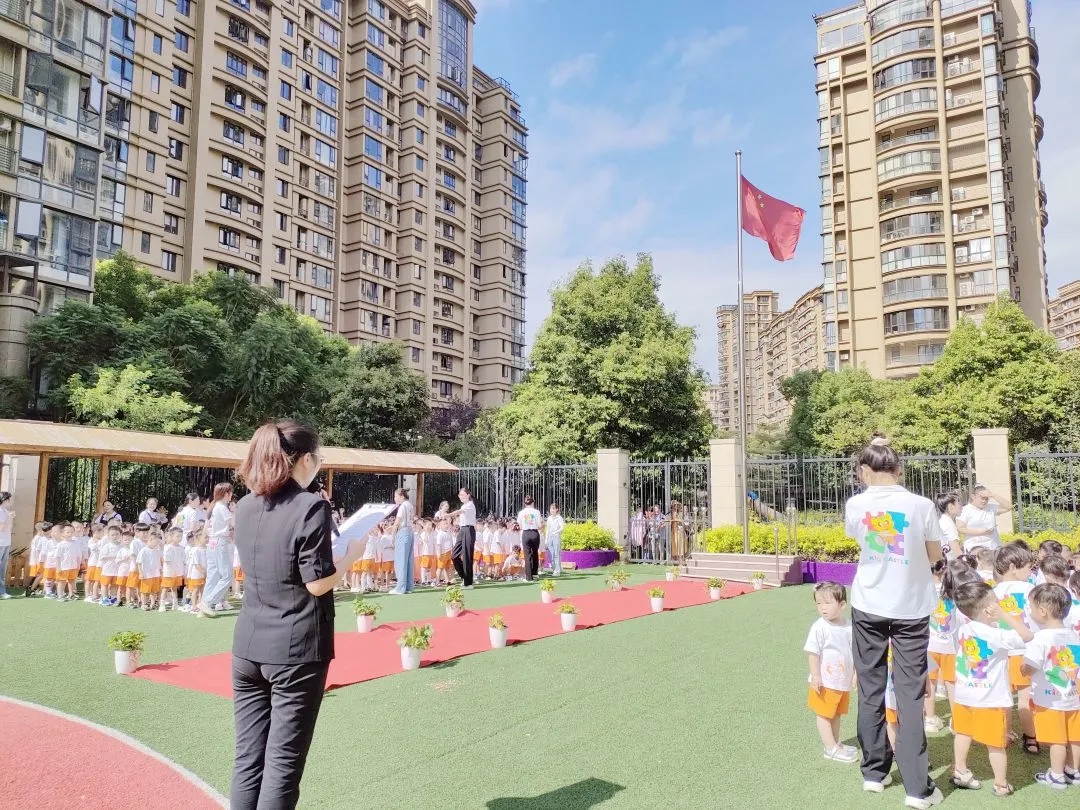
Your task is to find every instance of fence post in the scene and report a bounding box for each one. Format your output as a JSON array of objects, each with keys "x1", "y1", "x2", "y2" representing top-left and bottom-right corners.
[
  {"x1": 709, "y1": 438, "x2": 743, "y2": 529},
  {"x1": 971, "y1": 428, "x2": 1014, "y2": 535},
  {"x1": 596, "y1": 449, "x2": 629, "y2": 548}
]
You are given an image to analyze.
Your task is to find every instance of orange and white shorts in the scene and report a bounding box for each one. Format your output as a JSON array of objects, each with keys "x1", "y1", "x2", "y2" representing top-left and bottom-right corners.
[
  {"x1": 87, "y1": 566, "x2": 100, "y2": 583},
  {"x1": 1033, "y1": 705, "x2": 1080, "y2": 746},
  {"x1": 138, "y1": 577, "x2": 161, "y2": 595},
  {"x1": 28, "y1": 564, "x2": 41, "y2": 578},
  {"x1": 233, "y1": 567, "x2": 244, "y2": 582},
  {"x1": 359, "y1": 559, "x2": 375, "y2": 573},
  {"x1": 160, "y1": 576, "x2": 181, "y2": 589},
  {"x1": 126, "y1": 570, "x2": 140, "y2": 589},
  {"x1": 57, "y1": 569, "x2": 78, "y2": 583},
  {"x1": 185, "y1": 577, "x2": 205, "y2": 589},
  {"x1": 808, "y1": 686, "x2": 850, "y2": 720},
  {"x1": 419, "y1": 555, "x2": 434, "y2": 570},
  {"x1": 929, "y1": 652, "x2": 956, "y2": 683},
  {"x1": 1008, "y1": 656, "x2": 1031, "y2": 690},
  {"x1": 952, "y1": 704, "x2": 1009, "y2": 748},
  {"x1": 43, "y1": 567, "x2": 57, "y2": 581},
  {"x1": 438, "y1": 553, "x2": 452, "y2": 568}
]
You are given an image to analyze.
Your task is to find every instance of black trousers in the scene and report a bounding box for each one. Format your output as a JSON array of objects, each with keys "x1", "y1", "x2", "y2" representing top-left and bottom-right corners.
[
  {"x1": 453, "y1": 525, "x2": 476, "y2": 586},
  {"x1": 231, "y1": 657, "x2": 330, "y2": 810},
  {"x1": 852, "y1": 608, "x2": 935, "y2": 800},
  {"x1": 522, "y1": 529, "x2": 541, "y2": 580}
]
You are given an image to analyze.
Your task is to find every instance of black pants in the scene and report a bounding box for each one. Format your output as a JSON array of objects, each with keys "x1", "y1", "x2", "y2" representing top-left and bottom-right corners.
[
  {"x1": 852, "y1": 608, "x2": 935, "y2": 799},
  {"x1": 231, "y1": 657, "x2": 330, "y2": 810},
  {"x1": 453, "y1": 525, "x2": 476, "y2": 586},
  {"x1": 522, "y1": 529, "x2": 541, "y2": 580}
]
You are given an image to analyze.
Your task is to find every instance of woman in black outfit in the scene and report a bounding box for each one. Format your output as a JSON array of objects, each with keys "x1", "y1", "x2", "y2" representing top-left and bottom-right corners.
[{"x1": 230, "y1": 420, "x2": 364, "y2": 810}]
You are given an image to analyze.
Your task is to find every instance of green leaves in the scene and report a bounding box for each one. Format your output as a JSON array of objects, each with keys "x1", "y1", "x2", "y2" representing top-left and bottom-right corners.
[{"x1": 68, "y1": 365, "x2": 201, "y2": 435}]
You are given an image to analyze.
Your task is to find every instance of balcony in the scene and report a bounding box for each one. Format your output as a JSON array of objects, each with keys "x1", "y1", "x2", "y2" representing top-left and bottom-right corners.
[
  {"x1": 944, "y1": 59, "x2": 977, "y2": 79},
  {"x1": 875, "y1": 99, "x2": 937, "y2": 124},
  {"x1": 1035, "y1": 113, "x2": 1044, "y2": 143},
  {"x1": 945, "y1": 92, "x2": 979, "y2": 110},
  {"x1": 0, "y1": 70, "x2": 14, "y2": 99},
  {"x1": 955, "y1": 216, "x2": 988, "y2": 234},
  {"x1": 877, "y1": 130, "x2": 937, "y2": 154},
  {"x1": 880, "y1": 192, "x2": 940, "y2": 213},
  {"x1": 885, "y1": 318, "x2": 949, "y2": 336},
  {"x1": 882, "y1": 286, "x2": 948, "y2": 306},
  {"x1": 886, "y1": 345, "x2": 945, "y2": 368},
  {"x1": 878, "y1": 158, "x2": 940, "y2": 184},
  {"x1": 958, "y1": 282, "x2": 995, "y2": 298},
  {"x1": 0, "y1": 0, "x2": 26, "y2": 23},
  {"x1": 0, "y1": 145, "x2": 13, "y2": 175}
]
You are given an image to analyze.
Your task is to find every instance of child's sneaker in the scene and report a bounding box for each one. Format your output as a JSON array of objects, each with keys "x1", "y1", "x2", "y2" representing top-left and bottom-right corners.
[
  {"x1": 158, "y1": 604, "x2": 167, "y2": 613},
  {"x1": 923, "y1": 716, "x2": 944, "y2": 733},
  {"x1": 903, "y1": 787, "x2": 943, "y2": 809},
  {"x1": 1036, "y1": 771, "x2": 1070, "y2": 790},
  {"x1": 1064, "y1": 767, "x2": 1080, "y2": 785},
  {"x1": 863, "y1": 774, "x2": 893, "y2": 793},
  {"x1": 823, "y1": 745, "x2": 858, "y2": 763}
]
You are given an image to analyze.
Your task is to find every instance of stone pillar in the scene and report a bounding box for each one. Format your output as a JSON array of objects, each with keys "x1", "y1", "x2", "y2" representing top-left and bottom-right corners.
[
  {"x1": 709, "y1": 438, "x2": 743, "y2": 529},
  {"x1": 0, "y1": 454, "x2": 41, "y2": 553},
  {"x1": 0, "y1": 293, "x2": 38, "y2": 378},
  {"x1": 971, "y1": 428, "x2": 1013, "y2": 535},
  {"x1": 596, "y1": 449, "x2": 629, "y2": 547}
]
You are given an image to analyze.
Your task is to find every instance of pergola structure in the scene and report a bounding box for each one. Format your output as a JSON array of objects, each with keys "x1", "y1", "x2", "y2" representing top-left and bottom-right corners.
[{"x1": 0, "y1": 420, "x2": 458, "y2": 521}]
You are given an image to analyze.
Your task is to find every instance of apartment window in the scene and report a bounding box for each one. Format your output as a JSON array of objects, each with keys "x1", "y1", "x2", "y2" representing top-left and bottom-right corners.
[
  {"x1": 148, "y1": 111, "x2": 159, "y2": 132},
  {"x1": 411, "y1": 347, "x2": 421, "y2": 363},
  {"x1": 175, "y1": 32, "x2": 190, "y2": 52},
  {"x1": 280, "y1": 81, "x2": 293, "y2": 100},
  {"x1": 415, "y1": 183, "x2": 425, "y2": 199},
  {"x1": 414, "y1": 237, "x2": 423, "y2": 251},
  {"x1": 225, "y1": 86, "x2": 245, "y2": 110},
  {"x1": 167, "y1": 138, "x2": 183, "y2": 160},
  {"x1": 278, "y1": 146, "x2": 290, "y2": 165},
  {"x1": 219, "y1": 227, "x2": 240, "y2": 249},
  {"x1": 314, "y1": 110, "x2": 337, "y2": 137},
  {"x1": 152, "y1": 34, "x2": 162, "y2": 54},
  {"x1": 883, "y1": 307, "x2": 948, "y2": 336},
  {"x1": 871, "y1": 27, "x2": 934, "y2": 65},
  {"x1": 277, "y1": 179, "x2": 289, "y2": 197},
  {"x1": 416, "y1": 102, "x2": 426, "y2": 118},
  {"x1": 171, "y1": 103, "x2": 187, "y2": 123},
  {"x1": 221, "y1": 192, "x2": 241, "y2": 213},
  {"x1": 444, "y1": 121, "x2": 457, "y2": 137},
  {"x1": 317, "y1": 49, "x2": 339, "y2": 77},
  {"x1": 145, "y1": 152, "x2": 156, "y2": 172},
  {"x1": 223, "y1": 121, "x2": 245, "y2": 144},
  {"x1": 173, "y1": 66, "x2": 189, "y2": 88},
  {"x1": 364, "y1": 135, "x2": 383, "y2": 160},
  {"x1": 177, "y1": 0, "x2": 190, "y2": 15},
  {"x1": 442, "y1": 171, "x2": 456, "y2": 189},
  {"x1": 255, "y1": 33, "x2": 268, "y2": 47},
  {"x1": 416, "y1": 129, "x2": 426, "y2": 145},
  {"x1": 276, "y1": 212, "x2": 288, "y2": 231},
  {"x1": 161, "y1": 251, "x2": 178, "y2": 273},
  {"x1": 415, "y1": 156, "x2": 426, "y2": 171},
  {"x1": 417, "y1": 76, "x2": 427, "y2": 90},
  {"x1": 283, "y1": 18, "x2": 295, "y2": 37},
  {"x1": 274, "y1": 279, "x2": 285, "y2": 298},
  {"x1": 142, "y1": 191, "x2": 154, "y2": 212},
  {"x1": 140, "y1": 232, "x2": 150, "y2": 253},
  {"x1": 164, "y1": 214, "x2": 179, "y2": 234},
  {"x1": 314, "y1": 140, "x2": 337, "y2": 167},
  {"x1": 222, "y1": 156, "x2": 243, "y2": 177},
  {"x1": 281, "y1": 49, "x2": 294, "y2": 68},
  {"x1": 874, "y1": 88, "x2": 936, "y2": 123},
  {"x1": 150, "y1": 73, "x2": 160, "y2": 94},
  {"x1": 279, "y1": 113, "x2": 291, "y2": 132},
  {"x1": 166, "y1": 175, "x2": 181, "y2": 196},
  {"x1": 316, "y1": 80, "x2": 338, "y2": 106},
  {"x1": 881, "y1": 243, "x2": 947, "y2": 274}
]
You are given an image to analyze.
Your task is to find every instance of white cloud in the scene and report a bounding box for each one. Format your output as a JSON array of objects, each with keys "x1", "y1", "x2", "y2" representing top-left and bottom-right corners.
[
  {"x1": 662, "y1": 27, "x2": 748, "y2": 70},
  {"x1": 549, "y1": 53, "x2": 598, "y2": 88},
  {"x1": 688, "y1": 111, "x2": 752, "y2": 147},
  {"x1": 545, "y1": 97, "x2": 681, "y2": 154}
]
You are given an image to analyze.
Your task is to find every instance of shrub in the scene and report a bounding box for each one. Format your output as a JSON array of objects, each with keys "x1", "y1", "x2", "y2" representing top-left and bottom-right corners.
[
  {"x1": 398, "y1": 624, "x2": 433, "y2": 650},
  {"x1": 606, "y1": 566, "x2": 630, "y2": 588},
  {"x1": 699, "y1": 523, "x2": 859, "y2": 562},
  {"x1": 562, "y1": 521, "x2": 617, "y2": 551},
  {"x1": 107, "y1": 631, "x2": 146, "y2": 652},
  {"x1": 706, "y1": 577, "x2": 726, "y2": 589}
]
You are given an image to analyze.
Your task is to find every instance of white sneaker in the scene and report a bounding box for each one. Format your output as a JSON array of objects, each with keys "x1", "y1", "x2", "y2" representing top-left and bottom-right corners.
[
  {"x1": 823, "y1": 745, "x2": 859, "y2": 763},
  {"x1": 904, "y1": 787, "x2": 943, "y2": 809},
  {"x1": 863, "y1": 774, "x2": 893, "y2": 793},
  {"x1": 924, "y1": 716, "x2": 944, "y2": 733}
]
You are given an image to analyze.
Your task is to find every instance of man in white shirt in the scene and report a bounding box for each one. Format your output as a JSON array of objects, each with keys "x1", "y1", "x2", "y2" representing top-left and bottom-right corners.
[
  {"x1": 446, "y1": 488, "x2": 477, "y2": 588},
  {"x1": 956, "y1": 485, "x2": 1012, "y2": 554},
  {"x1": 517, "y1": 496, "x2": 543, "y2": 582}
]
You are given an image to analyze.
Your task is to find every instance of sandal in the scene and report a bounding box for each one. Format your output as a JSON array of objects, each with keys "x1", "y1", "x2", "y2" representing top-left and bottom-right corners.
[
  {"x1": 992, "y1": 783, "x2": 1014, "y2": 797},
  {"x1": 950, "y1": 770, "x2": 981, "y2": 790},
  {"x1": 1022, "y1": 734, "x2": 1040, "y2": 754}
]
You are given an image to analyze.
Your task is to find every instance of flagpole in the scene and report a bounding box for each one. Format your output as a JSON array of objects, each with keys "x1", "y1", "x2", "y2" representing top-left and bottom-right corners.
[{"x1": 735, "y1": 150, "x2": 749, "y2": 556}]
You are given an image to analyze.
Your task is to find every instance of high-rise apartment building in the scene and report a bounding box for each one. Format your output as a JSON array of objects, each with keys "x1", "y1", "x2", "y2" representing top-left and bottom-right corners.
[
  {"x1": 814, "y1": 0, "x2": 1046, "y2": 378},
  {"x1": 1049, "y1": 280, "x2": 1080, "y2": 352},
  {"x1": 701, "y1": 384, "x2": 726, "y2": 436},
  {"x1": 715, "y1": 287, "x2": 825, "y2": 435},
  {"x1": 0, "y1": 0, "x2": 526, "y2": 406}
]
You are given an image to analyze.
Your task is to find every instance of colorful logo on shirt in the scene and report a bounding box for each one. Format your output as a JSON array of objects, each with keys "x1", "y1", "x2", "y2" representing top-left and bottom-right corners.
[
  {"x1": 1045, "y1": 645, "x2": 1080, "y2": 691},
  {"x1": 862, "y1": 511, "x2": 908, "y2": 556},
  {"x1": 930, "y1": 599, "x2": 954, "y2": 634},
  {"x1": 956, "y1": 635, "x2": 993, "y2": 680},
  {"x1": 997, "y1": 593, "x2": 1027, "y2": 630}
]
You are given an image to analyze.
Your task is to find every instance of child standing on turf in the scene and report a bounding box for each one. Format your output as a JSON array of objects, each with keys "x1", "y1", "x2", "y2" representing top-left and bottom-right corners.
[
  {"x1": 925, "y1": 560, "x2": 957, "y2": 732},
  {"x1": 159, "y1": 530, "x2": 185, "y2": 611},
  {"x1": 185, "y1": 531, "x2": 207, "y2": 613},
  {"x1": 417, "y1": 520, "x2": 435, "y2": 587},
  {"x1": 993, "y1": 544, "x2": 1040, "y2": 754},
  {"x1": 1021, "y1": 583, "x2": 1080, "y2": 789},
  {"x1": 136, "y1": 533, "x2": 162, "y2": 610},
  {"x1": 951, "y1": 580, "x2": 1034, "y2": 796},
  {"x1": 41, "y1": 523, "x2": 60, "y2": 599},
  {"x1": 85, "y1": 526, "x2": 101, "y2": 603},
  {"x1": 25, "y1": 522, "x2": 47, "y2": 596},
  {"x1": 115, "y1": 531, "x2": 135, "y2": 608},
  {"x1": 97, "y1": 525, "x2": 120, "y2": 605},
  {"x1": 55, "y1": 523, "x2": 80, "y2": 601},
  {"x1": 436, "y1": 519, "x2": 453, "y2": 585},
  {"x1": 804, "y1": 581, "x2": 857, "y2": 764},
  {"x1": 378, "y1": 522, "x2": 394, "y2": 591}
]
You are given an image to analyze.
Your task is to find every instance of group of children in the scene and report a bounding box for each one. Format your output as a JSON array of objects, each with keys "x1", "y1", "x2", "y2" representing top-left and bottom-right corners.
[
  {"x1": 806, "y1": 538, "x2": 1080, "y2": 796},
  {"x1": 23, "y1": 514, "x2": 243, "y2": 613}
]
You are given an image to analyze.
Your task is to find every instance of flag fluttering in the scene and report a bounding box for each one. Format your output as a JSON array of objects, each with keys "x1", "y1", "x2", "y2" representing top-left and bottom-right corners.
[{"x1": 740, "y1": 176, "x2": 805, "y2": 262}]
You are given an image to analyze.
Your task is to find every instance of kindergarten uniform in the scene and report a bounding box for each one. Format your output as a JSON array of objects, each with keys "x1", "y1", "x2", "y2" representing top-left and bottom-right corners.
[
  {"x1": 804, "y1": 617, "x2": 854, "y2": 719},
  {"x1": 56, "y1": 541, "x2": 80, "y2": 583},
  {"x1": 136, "y1": 546, "x2": 162, "y2": 594},
  {"x1": 233, "y1": 544, "x2": 244, "y2": 584},
  {"x1": 27, "y1": 533, "x2": 45, "y2": 578},
  {"x1": 490, "y1": 531, "x2": 506, "y2": 568},
  {"x1": 86, "y1": 537, "x2": 101, "y2": 586},
  {"x1": 378, "y1": 532, "x2": 395, "y2": 574},
  {"x1": 927, "y1": 590, "x2": 959, "y2": 682},
  {"x1": 953, "y1": 621, "x2": 1027, "y2": 747},
  {"x1": 42, "y1": 538, "x2": 59, "y2": 584},
  {"x1": 115, "y1": 544, "x2": 134, "y2": 590},
  {"x1": 418, "y1": 530, "x2": 435, "y2": 573},
  {"x1": 185, "y1": 545, "x2": 207, "y2": 589},
  {"x1": 1023, "y1": 627, "x2": 1080, "y2": 746},
  {"x1": 993, "y1": 580, "x2": 1038, "y2": 689},
  {"x1": 1066, "y1": 599, "x2": 1080, "y2": 636},
  {"x1": 436, "y1": 529, "x2": 453, "y2": 570},
  {"x1": 359, "y1": 533, "x2": 378, "y2": 576},
  {"x1": 161, "y1": 544, "x2": 185, "y2": 589},
  {"x1": 97, "y1": 540, "x2": 119, "y2": 587}
]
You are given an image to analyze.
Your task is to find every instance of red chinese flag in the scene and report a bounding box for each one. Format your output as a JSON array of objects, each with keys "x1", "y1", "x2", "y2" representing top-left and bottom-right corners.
[{"x1": 740, "y1": 176, "x2": 805, "y2": 262}]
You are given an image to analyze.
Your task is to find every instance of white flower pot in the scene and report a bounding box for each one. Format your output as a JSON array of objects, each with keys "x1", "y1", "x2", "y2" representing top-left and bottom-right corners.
[
  {"x1": 489, "y1": 626, "x2": 508, "y2": 648},
  {"x1": 560, "y1": 612, "x2": 577, "y2": 632},
  {"x1": 650, "y1": 597, "x2": 665, "y2": 613},
  {"x1": 665, "y1": 572, "x2": 676, "y2": 582},
  {"x1": 401, "y1": 646, "x2": 422, "y2": 671},
  {"x1": 114, "y1": 650, "x2": 139, "y2": 675},
  {"x1": 611, "y1": 582, "x2": 623, "y2": 592},
  {"x1": 541, "y1": 590, "x2": 554, "y2": 604},
  {"x1": 356, "y1": 614, "x2": 375, "y2": 633},
  {"x1": 709, "y1": 587, "x2": 722, "y2": 601},
  {"x1": 445, "y1": 604, "x2": 463, "y2": 618},
  {"x1": 752, "y1": 580, "x2": 764, "y2": 591}
]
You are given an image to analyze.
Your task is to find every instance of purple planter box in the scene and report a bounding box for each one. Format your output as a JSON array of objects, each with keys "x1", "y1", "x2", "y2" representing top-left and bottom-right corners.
[
  {"x1": 802, "y1": 561, "x2": 857, "y2": 586},
  {"x1": 562, "y1": 549, "x2": 620, "y2": 569}
]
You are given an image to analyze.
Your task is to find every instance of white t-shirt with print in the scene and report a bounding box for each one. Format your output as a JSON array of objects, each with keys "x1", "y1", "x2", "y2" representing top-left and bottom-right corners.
[
  {"x1": 517, "y1": 507, "x2": 542, "y2": 532},
  {"x1": 959, "y1": 502, "x2": 1000, "y2": 553},
  {"x1": 803, "y1": 618, "x2": 854, "y2": 692},
  {"x1": 954, "y1": 621, "x2": 1027, "y2": 708},
  {"x1": 928, "y1": 592, "x2": 959, "y2": 655},
  {"x1": 1066, "y1": 600, "x2": 1080, "y2": 636},
  {"x1": 993, "y1": 581, "x2": 1039, "y2": 656},
  {"x1": 845, "y1": 485, "x2": 942, "y2": 620},
  {"x1": 1023, "y1": 627, "x2": 1080, "y2": 711}
]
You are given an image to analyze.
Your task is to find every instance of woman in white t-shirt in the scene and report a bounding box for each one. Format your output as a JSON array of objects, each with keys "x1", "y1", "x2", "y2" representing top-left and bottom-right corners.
[
  {"x1": 934, "y1": 493, "x2": 961, "y2": 560},
  {"x1": 844, "y1": 435, "x2": 942, "y2": 806},
  {"x1": 956, "y1": 484, "x2": 1012, "y2": 554}
]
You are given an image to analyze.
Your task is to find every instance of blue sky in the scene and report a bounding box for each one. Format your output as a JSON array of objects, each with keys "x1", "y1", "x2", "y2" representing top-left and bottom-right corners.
[{"x1": 471, "y1": 0, "x2": 1078, "y2": 379}]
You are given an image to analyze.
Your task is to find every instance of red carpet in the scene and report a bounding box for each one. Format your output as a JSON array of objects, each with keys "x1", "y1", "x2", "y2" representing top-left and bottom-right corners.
[
  {"x1": 133, "y1": 579, "x2": 752, "y2": 698},
  {"x1": 0, "y1": 696, "x2": 225, "y2": 809}
]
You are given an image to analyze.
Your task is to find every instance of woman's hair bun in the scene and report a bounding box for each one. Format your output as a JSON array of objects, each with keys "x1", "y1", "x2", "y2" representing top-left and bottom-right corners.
[{"x1": 870, "y1": 435, "x2": 890, "y2": 447}]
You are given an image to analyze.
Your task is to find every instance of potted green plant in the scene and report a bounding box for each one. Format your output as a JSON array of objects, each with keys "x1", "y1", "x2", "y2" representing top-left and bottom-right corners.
[
  {"x1": 706, "y1": 577, "x2": 726, "y2": 601},
  {"x1": 539, "y1": 578, "x2": 556, "y2": 604},
  {"x1": 606, "y1": 566, "x2": 630, "y2": 592},
  {"x1": 557, "y1": 602, "x2": 578, "y2": 632},
  {"x1": 665, "y1": 565, "x2": 680, "y2": 582},
  {"x1": 489, "y1": 613, "x2": 509, "y2": 649},
  {"x1": 751, "y1": 571, "x2": 767, "y2": 591},
  {"x1": 353, "y1": 598, "x2": 381, "y2": 633},
  {"x1": 441, "y1": 585, "x2": 465, "y2": 618},
  {"x1": 648, "y1": 586, "x2": 666, "y2": 613},
  {"x1": 108, "y1": 630, "x2": 147, "y2": 675},
  {"x1": 397, "y1": 624, "x2": 433, "y2": 671}
]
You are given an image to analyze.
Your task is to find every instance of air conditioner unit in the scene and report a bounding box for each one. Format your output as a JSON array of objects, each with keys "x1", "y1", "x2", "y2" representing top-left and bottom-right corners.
[{"x1": 972, "y1": 208, "x2": 983, "y2": 216}]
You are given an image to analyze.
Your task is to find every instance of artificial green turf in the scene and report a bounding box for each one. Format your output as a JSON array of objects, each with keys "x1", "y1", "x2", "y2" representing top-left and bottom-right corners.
[{"x1": 1, "y1": 569, "x2": 1075, "y2": 809}]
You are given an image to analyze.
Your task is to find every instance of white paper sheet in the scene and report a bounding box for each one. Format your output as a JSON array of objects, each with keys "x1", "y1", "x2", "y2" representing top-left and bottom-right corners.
[{"x1": 332, "y1": 503, "x2": 397, "y2": 559}]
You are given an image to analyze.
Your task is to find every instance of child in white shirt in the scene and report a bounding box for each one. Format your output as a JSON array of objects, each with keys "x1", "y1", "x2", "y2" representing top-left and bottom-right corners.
[
  {"x1": 545, "y1": 504, "x2": 565, "y2": 575},
  {"x1": 55, "y1": 524, "x2": 80, "y2": 601},
  {"x1": 160, "y1": 533, "x2": 186, "y2": 611},
  {"x1": 951, "y1": 579, "x2": 1034, "y2": 796},
  {"x1": 85, "y1": 530, "x2": 101, "y2": 603},
  {"x1": 803, "y1": 581, "x2": 857, "y2": 764},
  {"x1": 993, "y1": 544, "x2": 1039, "y2": 753},
  {"x1": 1021, "y1": 583, "x2": 1080, "y2": 789},
  {"x1": 97, "y1": 527, "x2": 120, "y2": 605},
  {"x1": 25, "y1": 524, "x2": 49, "y2": 597},
  {"x1": 136, "y1": 535, "x2": 163, "y2": 610},
  {"x1": 435, "y1": 521, "x2": 453, "y2": 586},
  {"x1": 359, "y1": 529, "x2": 378, "y2": 593},
  {"x1": 377, "y1": 526, "x2": 394, "y2": 592},
  {"x1": 975, "y1": 548, "x2": 996, "y2": 586},
  {"x1": 115, "y1": 534, "x2": 134, "y2": 608},
  {"x1": 417, "y1": 521, "x2": 435, "y2": 586},
  {"x1": 42, "y1": 524, "x2": 61, "y2": 599},
  {"x1": 185, "y1": 534, "x2": 207, "y2": 613},
  {"x1": 502, "y1": 545, "x2": 524, "y2": 579}
]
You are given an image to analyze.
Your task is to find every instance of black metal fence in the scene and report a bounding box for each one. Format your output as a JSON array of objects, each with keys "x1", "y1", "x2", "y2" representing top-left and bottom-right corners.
[
  {"x1": 627, "y1": 460, "x2": 710, "y2": 562},
  {"x1": 423, "y1": 464, "x2": 597, "y2": 521},
  {"x1": 331, "y1": 473, "x2": 402, "y2": 515},
  {"x1": 1013, "y1": 451, "x2": 1080, "y2": 532}
]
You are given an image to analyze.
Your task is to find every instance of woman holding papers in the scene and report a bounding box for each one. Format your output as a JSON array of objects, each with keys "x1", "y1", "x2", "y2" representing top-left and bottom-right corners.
[
  {"x1": 230, "y1": 420, "x2": 365, "y2": 810},
  {"x1": 388, "y1": 488, "x2": 416, "y2": 595}
]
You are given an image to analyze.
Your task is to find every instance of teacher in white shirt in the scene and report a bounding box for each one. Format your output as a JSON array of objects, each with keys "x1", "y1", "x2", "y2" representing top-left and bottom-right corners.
[
  {"x1": 446, "y1": 488, "x2": 477, "y2": 589},
  {"x1": 517, "y1": 496, "x2": 543, "y2": 581},
  {"x1": 956, "y1": 484, "x2": 1012, "y2": 554}
]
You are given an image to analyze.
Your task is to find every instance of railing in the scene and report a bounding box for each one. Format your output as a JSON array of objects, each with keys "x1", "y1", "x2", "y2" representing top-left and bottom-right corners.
[
  {"x1": 945, "y1": 60, "x2": 977, "y2": 78},
  {"x1": 875, "y1": 99, "x2": 937, "y2": 123},
  {"x1": 0, "y1": 0, "x2": 26, "y2": 23},
  {"x1": 886, "y1": 346, "x2": 945, "y2": 367},
  {"x1": 877, "y1": 130, "x2": 937, "y2": 153},
  {"x1": 946, "y1": 93, "x2": 979, "y2": 109},
  {"x1": 1014, "y1": 452, "x2": 1080, "y2": 532},
  {"x1": 885, "y1": 317, "x2": 949, "y2": 335},
  {"x1": 424, "y1": 465, "x2": 597, "y2": 523},
  {"x1": 878, "y1": 159, "x2": 941, "y2": 182},
  {"x1": 628, "y1": 460, "x2": 710, "y2": 563},
  {"x1": 0, "y1": 145, "x2": 14, "y2": 175},
  {"x1": 957, "y1": 282, "x2": 995, "y2": 298},
  {"x1": 0, "y1": 70, "x2": 15, "y2": 98},
  {"x1": 882, "y1": 286, "x2": 948, "y2": 305},
  {"x1": 881, "y1": 223, "x2": 943, "y2": 242},
  {"x1": 954, "y1": 251, "x2": 992, "y2": 266},
  {"x1": 955, "y1": 217, "x2": 988, "y2": 233},
  {"x1": 880, "y1": 193, "x2": 940, "y2": 213}
]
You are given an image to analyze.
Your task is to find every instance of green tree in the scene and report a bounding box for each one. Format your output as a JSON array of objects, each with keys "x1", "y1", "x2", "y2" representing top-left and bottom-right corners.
[
  {"x1": 68, "y1": 365, "x2": 201, "y2": 434},
  {"x1": 92, "y1": 251, "x2": 163, "y2": 321},
  {"x1": 779, "y1": 369, "x2": 821, "y2": 455},
  {"x1": 747, "y1": 421, "x2": 786, "y2": 456},
  {"x1": 491, "y1": 255, "x2": 713, "y2": 464}
]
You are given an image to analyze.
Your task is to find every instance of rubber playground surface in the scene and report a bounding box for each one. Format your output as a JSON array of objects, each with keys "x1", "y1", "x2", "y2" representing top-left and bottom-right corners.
[{"x1": 1, "y1": 567, "x2": 1075, "y2": 808}]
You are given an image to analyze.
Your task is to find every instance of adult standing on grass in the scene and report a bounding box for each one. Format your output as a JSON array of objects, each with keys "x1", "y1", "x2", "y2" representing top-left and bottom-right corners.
[
  {"x1": 845, "y1": 435, "x2": 944, "y2": 810},
  {"x1": 446, "y1": 487, "x2": 476, "y2": 588},
  {"x1": 198, "y1": 483, "x2": 234, "y2": 617},
  {"x1": 231, "y1": 419, "x2": 364, "y2": 810},
  {"x1": 0, "y1": 492, "x2": 12, "y2": 600},
  {"x1": 517, "y1": 496, "x2": 543, "y2": 581},
  {"x1": 956, "y1": 484, "x2": 1012, "y2": 555},
  {"x1": 544, "y1": 503, "x2": 565, "y2": 576},
  {"x1": 387, "y1": 488, "x2": 415, "y2": 595}
]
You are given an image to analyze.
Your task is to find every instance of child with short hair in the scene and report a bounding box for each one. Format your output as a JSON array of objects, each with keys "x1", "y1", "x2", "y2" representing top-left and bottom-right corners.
[
  {"x1": 435, "y1": 519, "x2": 453, "y2": 586},
  {"x1": 232, "y1": 541, "x2": 244, "y2": 600},
  {"x1": 804, "y1": 581, "x2": 857, "y2": 764},
  {"x1": 502, "y1": 545, "x2": 524, "y2": 579},
  {"x1": 184, "y1": 530, "x2": 207, "y2": 613},
  {"x1": 84, "y1": 526, "x2": 101, "y2": 603},
  {"x1": 951, "y1": 580, "x2": 1034, "y2": 796},
  {"x1": 975, "y1": 548, "x2": 996, "y2": 585},
  {"x1": 136, "y1": 533, "x2": 162, "y2": 610},
  {"x1": 55, "y1": 523, "x2": 79, "y2": 601},
  {"x1": 925, "y1": 560, "x2": 957, "y2": 732},
  {"x1": 489, "y1": 522, "x2": 506, "y2": 580},
  {"x1": 1032, "y1": 541, "x2": 1066, "y2": 586},
  {"x1": 97, "y1": 525, "x2": 120, "y2": 605},
  {"x1": 359, "y1": 528, "x2": 378, "y2": 592},
  {"x1": 115, "y1": 531, "x2": 135, "y2": 608},
  {"x1": 41, "y1": 523, "x2": 60, "y2": 599},
  {"x1": 417, "y1": 520, "x2": 435, "y2": 587},
  {"x1": 160, "y1": 530, "x2": 185, "y2": 611},
  {"x1": 377, "y1": 522, "x2": 394, "y2": 591},
  {"x1": 24, "y1": 522, "x2": 49, "y2": 597},
  {"x1": 993, "y1": 543, "x2": 1040, "y2": 753},
  {"x1": 1021, "y1": 583, "x2": 1080, "y2": 789}
]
